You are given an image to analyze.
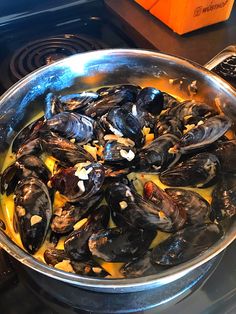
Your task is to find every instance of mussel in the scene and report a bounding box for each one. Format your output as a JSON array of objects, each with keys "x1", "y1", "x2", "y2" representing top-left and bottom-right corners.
[
  {"x1": 45, "y1": 112, "x2": 95, "y2": 144},
  {"x1": 151, "y1": 223, "x2": 223, "y2": 266},
  {"x1": 70, "y1": 259, "x2": 109, "y2": 277},
  {"x1": 102, "y1": 107, "x2": 144, "y2": 148},
  {"x1": 45, "y1": 93, "x2": 64, "y2": 119},
  {"x1": 41, "y1": 132, "x2": 94, "y2": 167},
  {"x1": 88, "y1": 227, "x2": 155, "y2": 262},
  {"x1": 136, "y1": 134, "x2": 180, "y2": 172},
  {"x1": 154, "y1": 114, "x2": 183, "y2": 138},
  {"x1": 64, "y1": 205, "x2": 110, "y2": 261},
  {"x1": 49, "y1": 162, "x2": 105, "y2": 203},
  {"x1": 136, "y1": 87, "x2": 164, "y2": 115},
  {"x1": 120, "y1": 251, "x2": 166, "y2": 278},
  {"x1": 210, "y1": 174, "x2": 236, "y2": 221},
  {"x1": 12, "y1": 117, "x2": 44, "y2": 154},
  {"x1": 14, "y1": 177, "x2": 52, "y2": 254},
  {"x1": 173, "y1": 115, "x2": 231, "y2": 153},
  {"x1": 144, "y1": 181, "x2": 186, "y2": 231},
  {"x1": 167, "y1": 100, "x2": 217, "y2": 125},
  {"x1": 51, "y1": 193, "x2": 103, "y2": 234},
  {"x1": 1, "y1": 155, "x2": 51, "y2": 195},
  {"x1": 213, "y1": 139, "x2": 236, "y2": 173},
  {"x1": 162, "y1": 92, "x2": 180, "y2": 110},
  {"x1": 106, "y1": 183, "x2": 173, "y2": 232},
  {"x1": 59, "y1": 92, "x2": 99, "y2": 113},
  {"x1": 160, "y1": 153, "x2": 220, "y2": 188},
  {"x1": 85, "y1": 85, "x2": 140, "y2": 118},
  {"x1": 44, "y1": 248, "x2": 68, "y2": 266},
  {"x1": 103, "y1": 140, "x2": 136, "y2": 164},
  {"x1": 165, "y1": 188, "x2": 210, "y2": 225}
]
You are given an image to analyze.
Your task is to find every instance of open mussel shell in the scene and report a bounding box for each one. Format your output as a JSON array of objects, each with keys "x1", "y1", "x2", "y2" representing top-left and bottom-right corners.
[
  {"x1": 165, "y1": 188, "x2": 211, "y2": 225},
  {"x1": 136, "y1": 133, "x2": 180, "y2": 172},
  {"x1": 106, "y1": 183, "x2": 173, "y2": 232},
  {"x1": 120, "y1": 251, "x2": 167, "y2": 278},
  {"x1": 49, "y1": 162, "x2": 105, "y2": 203},
  {"x1": 45, "y1": 112, "x2": 95, "y2": 144},
  {"x1": 151, "y1": 223, "x2": 223, "y2": 266},
  {"x1": 88, "y1": 227, "x2": 156, "y2": 262},
  {"x1": 14, "y1": 177, "x2": 52, "y2": 254},
  {"x1": 64, "y1": 205, "x2": 110, "y2": 261},
  {"x1": 160, "y1": 152, "x2": 220, "y2": 188},
  {"x1": 210, "y1": 174, "x2": 236, "y2": 222}
]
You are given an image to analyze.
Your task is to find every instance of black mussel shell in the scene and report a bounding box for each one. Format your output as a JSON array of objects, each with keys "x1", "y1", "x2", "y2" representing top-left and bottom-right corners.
[
  {"x1": 59, "y1": 92, "x2": 99, "y2": 113},
  {"x1": 154, "y1": 114, "x2": 184, "y2": 138},
  {"x1": 12, "y1": 117, "x2": 44, "y2": 154},
  {"x1": 1, "y1": 155, "x2": 50, "y2": 195},
  {"x1": 165, "y1": 188, "x2": 210, "y2": 225},
  {"x1": 85, "y1": 85, "x2": 140, "y2": 118},
  {"x1": 51, "y1": 193, "x2": 103, "y2": 234},
  {"x1": 71, "y1": 259, "x2": 109, "y2": 277},
  {"x1": 14, "y1": 177, "x2": 52, "y2": 254},
  {"x1": 44, "y1": 248, "x2": 68, "y2": 266},
  {"x1": 213, "y1": 139, "x2": 236, "y2": 173},
  {"x1": 102, "y1": 107, "x2": 144, "y2": 148},
  {"x1": 144, "y1": 181, "x2": 186, "y2": 231},
  {"x1": 136, "y1": 87, "x2": 164, "y2": 115},
  {"x1": 16, "y1": 138, "x2": 42, "y2": 159},
  {"x1": 137, "y1": 134, "x2": 180, "y2": 172},
  {"x1": 45, "y1": 112, "x2": 95, "y2": 144},
  {"x1": 103, "y1": 140, "x2": 136, "y2": 164},
  {"x1": 49, "y1": 163, "x2": 104, "y2": 203},
  {"x1": 88, "y1": 227, "x2": 156, "y2": 262},
  {"x1": 174, "y1": 115, "x2": 231, "y2": 153},
  {"x1": 210, "y1": 174, "x2": 236, "y2": 222},
  {"x1": 64, "y1": 205, "x2": 110, "y2": 261},
  {"x1": 160, "y1": 153, "x2": 220, "y2": 188},
  {"x1": 106, "y1": 183, "x2": 173, "y2": 232},
  {"x1": 162, "y1": 92, "x2": 180, "y2": 110},
  {"x1": 168, "y1": 100, "x2": 217, "y2": 125},
  {"x1": 151, "y1": 223, "x2": 223, "y2": 266},
  {"x1": 120, "y1": 251, "x2": 167, "y2": 278},
  {"x1": 45, "y1": 93, "x2": 64, "y2": 119},
  {"x1": 41, "y1": 132, "x2": 94, "y2": 167}
]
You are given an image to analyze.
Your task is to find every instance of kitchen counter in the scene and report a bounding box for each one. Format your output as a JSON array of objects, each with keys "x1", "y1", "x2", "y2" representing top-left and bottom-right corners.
[{"x1": 105, "y1": 0, "x2": 236, "y2": 65}]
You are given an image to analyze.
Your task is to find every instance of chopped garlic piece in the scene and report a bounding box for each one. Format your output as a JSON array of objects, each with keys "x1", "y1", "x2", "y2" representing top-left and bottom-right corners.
[
  {"x1": 77, "y1": 180, "x2": 85, "y2": 192},
  {"x1": 30, "y1": 215, "x2": 42, "y2": 226},
  {"x1": 108, "y1": 123, "x2": 123, "y2": 137},
  {"x1": 119, "y1": 201, "x2": 128, "y2": 209},
  {"x1": 92, "y1": 267, "x2": 103, "y2": 274},
  {"x1": 55, "y1": 260, "x2": 74, "y2": 273},
  {"x1": 117, "y1": 137, "x2": 135, "y2": 147},
  {"x1": 120, "y1": 149, "x2": 135, "y2": 161},
  {"x1": 75, "y1": 167, "x2": 89, "y2": 180},
  {"x1": 132, "y1": 104, "x2": 137, "y2": 116},
  {"x1": 70, "y1": 138, "x2": 76, "y2": 143}
]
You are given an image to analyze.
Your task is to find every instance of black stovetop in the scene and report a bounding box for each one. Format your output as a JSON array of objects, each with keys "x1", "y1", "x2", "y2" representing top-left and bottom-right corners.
[{"x1": 0, "y1": 1, "x2": 235, "y2": 313}]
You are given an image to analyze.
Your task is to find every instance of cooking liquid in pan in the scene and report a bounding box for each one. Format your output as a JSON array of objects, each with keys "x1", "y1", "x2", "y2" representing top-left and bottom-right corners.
[{"x1": 0, "y1": 84, "x2": 233, "y2": 278}]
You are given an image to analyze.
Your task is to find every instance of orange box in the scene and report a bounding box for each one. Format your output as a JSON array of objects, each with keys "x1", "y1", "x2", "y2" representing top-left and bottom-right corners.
[
  {"x1": 135, "y1": 0, "x2": 158, "y2": 10},
  {"x1": 150, "y1": 0, "x2": 235, "y2": 35}
]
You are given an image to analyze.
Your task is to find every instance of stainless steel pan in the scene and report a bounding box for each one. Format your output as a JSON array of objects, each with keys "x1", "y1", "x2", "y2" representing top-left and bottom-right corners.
[{"x1": 0, "y1": 48, "x2": 235, "y2": 294}]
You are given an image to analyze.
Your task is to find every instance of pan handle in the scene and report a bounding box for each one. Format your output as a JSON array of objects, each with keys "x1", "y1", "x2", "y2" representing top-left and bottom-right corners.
[{"x1": 204, "y1": 45, "x2": 236, "y2": 71}]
